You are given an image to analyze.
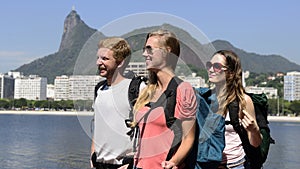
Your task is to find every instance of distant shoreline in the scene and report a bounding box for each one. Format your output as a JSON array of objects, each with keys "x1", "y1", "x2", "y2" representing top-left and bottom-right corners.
[
  {"x1": 267, "y1": 115, "x2": 300, "y2": 122},
  {"x1": 0, "y1": 110, "x2": 94, "y2": 116},
  {"x1": 1, "y1": 110, "x2": 300, "y2": 122}
]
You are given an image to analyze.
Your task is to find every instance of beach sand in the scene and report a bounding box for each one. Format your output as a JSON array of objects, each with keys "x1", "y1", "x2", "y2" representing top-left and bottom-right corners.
[
  {"x1": 0, "y1": 110, "x2": 94, "y2": 116},
  {"x1": 267, "y1": 115, "x2": 300, "y2": 122}
]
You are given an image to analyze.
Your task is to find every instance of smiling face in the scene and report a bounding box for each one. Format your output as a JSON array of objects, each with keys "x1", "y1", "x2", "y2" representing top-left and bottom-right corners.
[
  {"x1": 207, "y1": 53, "x2": 227, "y2": 85},
  {"x1": 96, "y1": 48, "x2": 118, "y2": 79},
  {"x1": 142, "y1": 36, "x2": 168, "y2": 71},
  {"x1": 96, "y1": 37, "x2": 131, "y2": 80}
]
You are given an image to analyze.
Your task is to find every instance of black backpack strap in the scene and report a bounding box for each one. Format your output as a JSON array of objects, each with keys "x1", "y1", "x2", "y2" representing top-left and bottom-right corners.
[
  {"x1": 228, "y1": 99, "x2": 252, "y2": 158},
  {"x1": 227, "y1": 99, "x2": 251, "y2": 145},
  {"x1": 128, "y1": 76, "x2": 147, "y2": 107},
  {"x1": 128, "y1": 76, "x2": 147, "y2": 120},
  {"x1": 94, "y1": 80, "x2": 107, "y2": 100},
  {"x1": 227, "y1": 100, "x2": 242, "y2": 133},
  {"x1": 164, "y1": 76, "x2": 183, "y2": 128},
  {"x1": 165, "y1": 77, "x2": 183, "y2": 161}
]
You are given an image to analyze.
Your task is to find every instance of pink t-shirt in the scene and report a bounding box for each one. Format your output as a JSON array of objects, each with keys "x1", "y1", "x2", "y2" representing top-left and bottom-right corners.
[{"x1": 135, "y1": 82, "x2": 197, "y2": 169}]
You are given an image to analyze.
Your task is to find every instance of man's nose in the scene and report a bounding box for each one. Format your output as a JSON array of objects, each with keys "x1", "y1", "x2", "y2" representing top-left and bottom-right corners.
[
  {"x1": 96, "y1": 57, "x2": 103, "y2": 65},
  {"x1": 142, "y1": 50, "x2": 150, "y2": 58}
]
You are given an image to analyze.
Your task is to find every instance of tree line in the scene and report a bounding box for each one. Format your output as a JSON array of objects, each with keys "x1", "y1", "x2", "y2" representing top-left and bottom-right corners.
[
  {"x1": 0, "y1": 98, "x2": 93, "y2": 111},
  {"x1": 0, "y1": 97, "x2": 299, "y2": 116},
  {"x1": 1, "y1": 72, "x2": 299, "y2": 115}
]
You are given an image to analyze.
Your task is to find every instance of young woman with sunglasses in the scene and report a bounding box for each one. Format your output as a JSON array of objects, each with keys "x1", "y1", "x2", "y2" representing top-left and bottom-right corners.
[
  {"x1": 131, "y1": 29, "x2": 197, "y2": 169},
  {"x1": 206, "y1": 50, "x2": 262, "y2": 169}
]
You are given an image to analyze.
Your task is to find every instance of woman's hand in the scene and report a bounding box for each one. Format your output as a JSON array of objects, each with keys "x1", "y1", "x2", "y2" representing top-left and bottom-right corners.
[
  {"x1": 242, "y1": 94, "x2": 262, "y2": 147},
  {"x1": 241, "y1": 110, "x2": 259, "y2": 133},
  {"x1": 90, "y1": 159, "x2": 94, "y2": 168},
  {"x1": 161, "y1": 161, "x2": 178, "y2": 169},
  {"x1": 118, "y1": 164, "x2": 129, "y2": 169},
  {"x1": 90, "y1": 152, "x2": 96, "y2": 168}
]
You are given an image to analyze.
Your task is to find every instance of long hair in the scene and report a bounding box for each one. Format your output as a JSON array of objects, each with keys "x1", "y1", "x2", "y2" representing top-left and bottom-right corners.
[
  {"x1": 133, "y1": 29, "x2": 180, "y2": 117},
  {"x1": 214, "y1": 50, "x2": 246, "y2": 116}
]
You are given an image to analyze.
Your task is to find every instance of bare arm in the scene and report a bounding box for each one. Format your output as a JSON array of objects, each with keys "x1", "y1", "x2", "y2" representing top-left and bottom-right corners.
[
  {"x1": 90, "y1": 137, "x2": 95, "y2": 168},
  {"x1": 161, "y1": 119, "x2": 196, "y2": 168},
  {"x1": 91, "y1": 137, "x2": 95, "y2": 154},
  {"x1": 241, "y1": 94, "x2": 262, "y2": 147},
  {"x1": 161, "y1": 82, "x2": 197, "y2": 168},
  {"x1": 90, "y1": 115, "x2": 95, "y2": 168}
]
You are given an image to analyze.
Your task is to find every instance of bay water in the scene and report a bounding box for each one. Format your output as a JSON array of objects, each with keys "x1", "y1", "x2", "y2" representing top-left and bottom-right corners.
[{"x1": 0, "y1": 114, "x2": 299, "y2": 169}]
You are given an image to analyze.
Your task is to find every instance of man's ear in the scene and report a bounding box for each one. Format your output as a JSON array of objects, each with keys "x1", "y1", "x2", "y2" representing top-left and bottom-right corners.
[
  {"x1": 117, "y1": 59, "x2": 125, "y2": 68},
  {"x1": 166, "y1": 46, "x2": 172, "y2": 53}
]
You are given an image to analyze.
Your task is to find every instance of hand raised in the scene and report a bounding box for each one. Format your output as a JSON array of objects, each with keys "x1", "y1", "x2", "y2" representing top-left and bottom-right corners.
[{"x1": 241, "y1": 110, "x2": 259, "y2": 132}]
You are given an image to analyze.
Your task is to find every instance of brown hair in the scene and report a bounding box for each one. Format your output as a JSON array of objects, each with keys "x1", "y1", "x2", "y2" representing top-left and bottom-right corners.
[{"x1": 213, "y1": 50, "x2": 246, "y2": 116}]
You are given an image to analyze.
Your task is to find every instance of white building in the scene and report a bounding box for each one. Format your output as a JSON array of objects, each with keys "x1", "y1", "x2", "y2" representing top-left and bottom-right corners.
[
  {"x1": 14, "y1": 75, "x2": 47, "y2": 100},
  {"x1": 245, "y1": 86, "x2": 278, "y2": 99},
  {"x1": 54, "y1": 75, "x2": 102, "y2": 101},
  {"x1": 8, "y1": 71, "x2": 22, "y2": 78},
  {"x1": 68, "y1": 75, "x2": 102, "y2": 100},
  {"x1": 125, "y1": 62, "x2": 148, "y2": 77},
  {"x1": 0, "y1": 73, "x2": 15, "y2": 99},
  {"x1": 54, "y1": 75, "x2": 70, "y2": 101},
  {"x1": 47, "y1": 84, "x2": 55, "y2": 99},
  {"x1": 284, "y1": 71, "x2": 300, "y2": 101},
  {"x1": 179, "y1": 73, "x2": 207, "y2": 88}
]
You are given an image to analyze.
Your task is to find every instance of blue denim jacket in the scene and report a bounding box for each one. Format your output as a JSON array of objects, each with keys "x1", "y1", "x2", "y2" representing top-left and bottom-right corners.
[
  {"x1": 196, "y1": 87, "x2": 225, "y2": 161},
  {"x1": 186, "y1": 88, "x2": 225, "y2": 169}
]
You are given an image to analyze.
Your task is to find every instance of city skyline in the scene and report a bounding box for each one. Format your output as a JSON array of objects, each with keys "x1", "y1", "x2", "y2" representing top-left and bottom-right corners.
[{"x1": 1, "y1": 1, "x2": 300, "y2": 73}]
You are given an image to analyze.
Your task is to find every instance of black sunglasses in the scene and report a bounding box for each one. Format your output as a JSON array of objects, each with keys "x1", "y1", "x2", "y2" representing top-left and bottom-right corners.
[{"x1": 142, "y1": 45, "x2": 164, "y2": 54}]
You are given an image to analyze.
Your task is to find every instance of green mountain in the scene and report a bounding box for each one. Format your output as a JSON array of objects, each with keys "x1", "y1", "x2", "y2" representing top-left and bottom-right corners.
[
  {"x1": 15, "y1": 10, "x2": 300, "y2": 83},
  {"x1": 211, "y1": 40, "x2": 300, "y2": 73},
  {"x1": 121, "y1": 24, "x2": 209, "y2": 68}
]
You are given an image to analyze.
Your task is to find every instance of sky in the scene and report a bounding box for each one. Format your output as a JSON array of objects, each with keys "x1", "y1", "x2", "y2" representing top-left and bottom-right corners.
[{"x1": 1, "y1": 0, "x2": 300, "y2": 73}]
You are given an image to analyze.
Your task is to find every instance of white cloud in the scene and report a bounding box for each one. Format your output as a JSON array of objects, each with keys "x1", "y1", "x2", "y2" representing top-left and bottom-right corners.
[
  {"x1": 0, "y1": 51, "x2": 31, "y2": 73},
  {"x1": 0, "y1": 51, "x2": 26, "y2": 57}
]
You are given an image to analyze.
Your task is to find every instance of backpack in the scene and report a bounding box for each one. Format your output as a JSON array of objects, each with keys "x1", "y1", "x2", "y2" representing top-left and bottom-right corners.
[{"x1": 227, "y1": 93, "x2": 275, "y2": 169}]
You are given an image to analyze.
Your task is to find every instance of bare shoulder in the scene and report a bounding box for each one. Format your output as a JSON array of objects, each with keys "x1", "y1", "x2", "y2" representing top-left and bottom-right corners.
[
  {"x1": 244, "y1": 93, "x2": 255, "y2": 115},
  {"x1": 244, "y1": 94, "x2": 253, "y2": 104}
]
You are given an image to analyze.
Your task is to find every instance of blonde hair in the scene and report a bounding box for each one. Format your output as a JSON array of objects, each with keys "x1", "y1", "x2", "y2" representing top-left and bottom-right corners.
[
  {"x1": 133, "y1": 30, "x2": 180, "y2": 118},
  {"x1": 98, "y1": 37, "x2": 131, "y2": 68},
  {"x1": 146, "y1": 29, "x2": 180, "y2": 57}
]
